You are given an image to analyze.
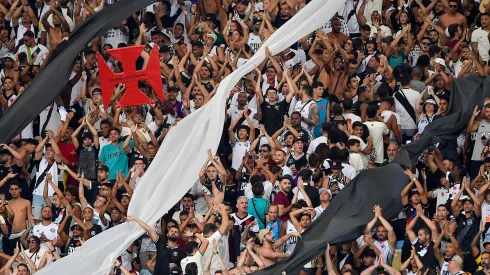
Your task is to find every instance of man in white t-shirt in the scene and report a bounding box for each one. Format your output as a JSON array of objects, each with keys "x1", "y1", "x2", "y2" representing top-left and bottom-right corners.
[
  {"x1": 202, "y1": 204, "x2": 231, "y2": 274},
  {"x1": 31, "y1": 206, "x2": 58, "y2": 249},
  {"x1": 394, "y1": 76, "x2": 419, "y2": 142},
  {"x1": 180, "y1": 232, "x2": 209, "y2": 275},
  {"x1": 364, "y1": 106, "x2": 389, "y2": 165},
  {"x1": 307, "y1": 122, "x2": 330, "y2": 155},
  {"x1": 471, "y1": 13, "x2": 490, "y2": 63}
]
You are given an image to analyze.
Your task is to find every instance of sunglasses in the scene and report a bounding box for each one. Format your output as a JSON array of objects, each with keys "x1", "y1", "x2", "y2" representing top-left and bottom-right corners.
[
  {"x1": 421, "y1": 42, "x2": 430, "y2": 46},
  {"x1": 29, "y1": 240, "x2": 36, "y2": 243},
  {"x1": 260, "y1": 149, "x2": 269, "y2": 153}
]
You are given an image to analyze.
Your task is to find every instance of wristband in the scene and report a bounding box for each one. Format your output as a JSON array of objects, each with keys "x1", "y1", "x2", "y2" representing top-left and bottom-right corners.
[{"x1": 411, "y1": 177, "x2": 416, "y2": 181}]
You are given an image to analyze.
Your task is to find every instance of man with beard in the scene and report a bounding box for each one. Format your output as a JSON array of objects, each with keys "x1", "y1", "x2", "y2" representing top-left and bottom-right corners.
[
  {"x1": 273, "y1": 2, "x2": 292, "y2": 29},
  {"x1": 31, "y1": 206, "x2": 58, "y2": 249},
  {"x1": 109, "y1": 207, "x2": 123, "y2": 228},
  {"x1": 364, "y1": 205, "x2": 397, "y2": 265},
  {"x1": 256, "y1": 227, "x2": 300, "y2": 267},
  {"x1": 327, "y1": 17, "x2": 349, "y2": 46},
  {"x1": 56, "y1": 207, "x2": 88, "y2": 255},
  {"x1": 172, "y1": 193, "x2": 204, "y2": 225},
  {"x1": 386, "y1": 143, "x2": 399, "y2": 163},
  {"x1": 452, "y1": 179, "x2": 481, "y2": 270},
  {"x1": 280, "y1": 112, "x2": 313, "y2": 144},
  {"x1": 273, "y1": 175, "x2": 296, "y2": 222},
  {"x1": 127, "y1": 216, "x2": 186, "y2": 275},
  {"x1": 40, "y1": 1, "x2": 69, "y2": 50},
  {"x1": 272, "y1": 150, "x2": 293, "y2": 176},
  {"x1": 471, "y1": 13, "x2": 490, "y2": 64},
  {"x1": 474, "y1": 252, "x2": 490, "y2": 275}
]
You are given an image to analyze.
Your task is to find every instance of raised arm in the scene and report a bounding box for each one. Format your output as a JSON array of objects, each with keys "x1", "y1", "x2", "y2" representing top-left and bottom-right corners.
[{"x1": 126, "y1": 216, "x2": 159, "y2": 242}]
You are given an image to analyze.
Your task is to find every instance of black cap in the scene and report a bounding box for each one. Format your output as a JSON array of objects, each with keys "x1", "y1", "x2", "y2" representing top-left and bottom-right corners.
[
  {"x1": 170, "y1": 266, "x2": 182, "y2": 274},
  {"x1": 330, "y1": 160, "x2": 343, "y2": 169},
  {"x1": 367, "y1": 37, "x2": 377, "y2": 44},
  {"x1": 205, "y1": 13, "x2": 218, "y2": 25},
  {"x1": 292, "y1": 136, "x2": 306, "y2": 144},
  {"x1": 82, "y1": 132, "x2": 93, "y2": 139},
  {"x1": 298, "y1": 169, "x2": 313, "y2": 179},
  {"x1": 253, "y1": 17, "x2": 263, "y2": 24},
  {"x1": 97, "y1": 165, "x2": 109, "y2": 172}
]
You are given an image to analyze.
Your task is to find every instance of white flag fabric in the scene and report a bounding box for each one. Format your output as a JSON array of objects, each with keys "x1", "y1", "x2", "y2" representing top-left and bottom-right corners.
[{"x1": 36, "y1": 0, "x2": 346, "y2": 274}]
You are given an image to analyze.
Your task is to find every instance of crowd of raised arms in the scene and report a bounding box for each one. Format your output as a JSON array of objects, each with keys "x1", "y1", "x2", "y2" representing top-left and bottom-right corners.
[{"x1": 0, "y1": 0, "x2": 490, "y2": 274}]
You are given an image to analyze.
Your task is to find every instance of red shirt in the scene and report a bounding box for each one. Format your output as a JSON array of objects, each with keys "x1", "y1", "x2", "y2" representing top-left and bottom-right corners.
[
  {"x1": 58, "y1": 141, "x2": 79, "y2": 165},
  {"x1": 274, "y1": 191, "x2": 291, "y2": 222}
]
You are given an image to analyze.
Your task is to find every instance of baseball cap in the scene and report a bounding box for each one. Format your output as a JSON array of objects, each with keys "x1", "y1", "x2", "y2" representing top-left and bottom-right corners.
[
  {"x1": 170, "y1": 266, "x2": 182, "y2": 274},
  {"x1": 434, "y1": 58, "x2": 446, "y2": 67},
  {"x1": 292, "y1": 136, "x2": 306, "y2": 144},
  {"x1": 71, "y1": 222, "x2": 81, "y2": 229},
  {"x1": 330, "y1": 160, "x2": 343, "y2": 169},
  {"x1": 257, "y1": 228, "x2": 271, "y2": 243},
  {"x1": 82, "y1": 132, "x2": 93, "y2": 139},
  {"x1": 450, "y1": 255, "x2": 463, "y2": 267},
  {"x1": 97, "y1": 165, "x2": 109, "y2": 172},
  {"x1": 253, "y1": 17, "x2": 263, "y2": 24},
  {"x1": 367, "y1": 37, "x2": 377, "y2": 44},
  {"x1": 3, "y1": 53, "x2": 14, "y2": 61},
  {"x1": 319, "y1": 188, "x2": 332, "y2": 197},
  {"x1": 424, "y1": 99, "x2": 437, "y2": 106}
]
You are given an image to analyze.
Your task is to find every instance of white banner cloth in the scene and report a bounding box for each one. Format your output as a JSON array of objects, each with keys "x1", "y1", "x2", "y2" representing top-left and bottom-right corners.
[{"x1": 36, "y1": 0, "x2": 346, "y2": 274}]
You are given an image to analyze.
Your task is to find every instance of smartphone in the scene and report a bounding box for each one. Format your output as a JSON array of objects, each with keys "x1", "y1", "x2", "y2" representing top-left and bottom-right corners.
[{"x1": 428, "y1": 144, "x2": 435, "y2": 154}]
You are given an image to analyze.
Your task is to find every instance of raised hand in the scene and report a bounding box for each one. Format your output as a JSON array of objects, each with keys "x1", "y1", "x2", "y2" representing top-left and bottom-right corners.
[
  {"x1": 473, "y1": 105, "x2": 481, "y2": 117},
  {"x1": 373, "y1": 205, "x2": 381, "y2": 217}
]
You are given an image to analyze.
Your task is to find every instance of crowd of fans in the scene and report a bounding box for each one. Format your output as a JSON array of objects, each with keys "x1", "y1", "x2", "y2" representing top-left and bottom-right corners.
[{"x1": 0, "y1": 0, "x2": 489, "y2": 274}]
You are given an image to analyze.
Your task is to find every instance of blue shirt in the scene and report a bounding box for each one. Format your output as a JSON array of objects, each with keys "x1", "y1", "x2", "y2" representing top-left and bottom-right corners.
[
  {"x1": 314, "y1": 98, "x2": 328, "y2": 138},
  {"x1": 99, "y1": 140, "x2": 134, "y2": 180},
  {"x1": 267, "y1": 219, "x2": 283, "y2": 241},
  {"x1": 247, "y1": 197, "x2": 269, "y2": 229}
]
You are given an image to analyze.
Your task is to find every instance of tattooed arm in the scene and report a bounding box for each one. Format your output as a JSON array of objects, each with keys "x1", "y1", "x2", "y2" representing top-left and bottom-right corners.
[{"x1": 302, "y1": 103, "x2": 319, "y2": 127}]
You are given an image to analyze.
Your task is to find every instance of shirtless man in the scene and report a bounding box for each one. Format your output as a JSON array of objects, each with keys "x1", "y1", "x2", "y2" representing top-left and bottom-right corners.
[
  {"x1": 327, "y1": 17, "x2": 349, "y2": 46},
  {"x1": 41, "y1": 0, "x2": 70, "y2": 49},
  {"x1": 256, "y1": 228, "x2": 300, "y2": 267},
  {"x1": 438, "y1": 0, "x2": 468, "y2": 29},
  {"x1": 8, "y1": 181, "x2": 33, "y2": 249}
]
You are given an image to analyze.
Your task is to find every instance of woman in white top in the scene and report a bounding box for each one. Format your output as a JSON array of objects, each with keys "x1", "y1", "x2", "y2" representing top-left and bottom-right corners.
[{"x1": 21, "y1": 235, "x2": 46, "y2": 268}]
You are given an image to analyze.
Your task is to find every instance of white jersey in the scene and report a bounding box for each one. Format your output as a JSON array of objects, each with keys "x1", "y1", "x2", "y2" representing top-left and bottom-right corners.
[
  {"x1": 440, "y1": 259, "x2": 449, "y2": 275},
  {"x1": 294, "y1": 100, "x2": 315, "y2": 137},
  {"x1": 374, "y1": 240, "x2": 394, "y2": 266},
  {"x1": 284, "y1": 220, "x2": 298, "y2": 254},
  {"x1": 482, "y1": 200, "x2": 490, "y2": 224},
  {"x1": 248, "y1": 33, "x2": 262, "y2": 53}
]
